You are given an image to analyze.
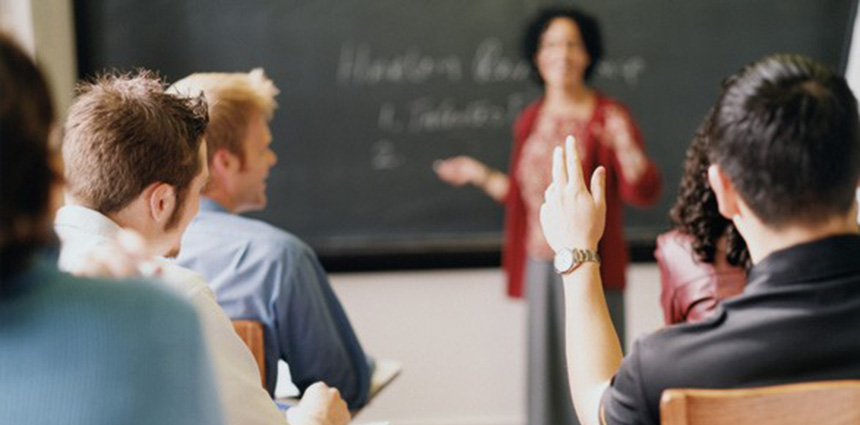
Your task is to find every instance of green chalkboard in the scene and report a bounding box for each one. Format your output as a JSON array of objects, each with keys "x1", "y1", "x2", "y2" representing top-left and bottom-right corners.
[{"x1": 75, "y1": 0, "x2": 856, "y2": 259}]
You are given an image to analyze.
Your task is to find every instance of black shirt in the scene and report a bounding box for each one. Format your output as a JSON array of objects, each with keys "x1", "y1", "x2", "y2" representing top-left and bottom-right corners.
[{"x1": 601, "y1": 234, "x2": 860, "y2": 425}]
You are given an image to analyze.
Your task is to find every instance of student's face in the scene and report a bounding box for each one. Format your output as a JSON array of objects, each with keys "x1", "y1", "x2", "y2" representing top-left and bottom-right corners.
[
  {"x1": 163, "y1": 142, "x2": 209, "y2": 257},
  {"x1": 536, "y1": 17, "x2": 590, "y2": 89},
  {"x1": 232, "y1": 110, "x2": 277, "y2": 213}
]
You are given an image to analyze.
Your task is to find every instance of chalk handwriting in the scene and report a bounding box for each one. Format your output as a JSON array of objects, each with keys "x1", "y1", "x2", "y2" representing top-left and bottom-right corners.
[
  {"x1": 472, "y1": 38, "x2": 531, "y2": 84},
  {"x1": 338, "y1": 38, "x2": 529, "y2": 86},
  {"x1": 338, "y1": 43, "x2": 462, "y2": 86},
  {"x1": 376, "y1": 93, "x2": 529, "y2": 134},
  {"x1": 597, "y1": 56, "x2": 647, "y2": 87}
]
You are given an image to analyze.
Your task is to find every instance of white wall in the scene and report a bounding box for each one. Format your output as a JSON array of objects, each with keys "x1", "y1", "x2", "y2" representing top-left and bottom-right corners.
[
  {"x1": 332, "y1": 264, "x2": 663, "y2": 425},
  {"x1": 0, "y1": 0, "x2": 77, "y2": 121}
]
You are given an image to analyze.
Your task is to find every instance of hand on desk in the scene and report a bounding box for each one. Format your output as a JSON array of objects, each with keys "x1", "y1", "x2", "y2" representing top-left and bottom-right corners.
[{"x1": 287, "y1": 382, "x2": 350, "y2": 425}]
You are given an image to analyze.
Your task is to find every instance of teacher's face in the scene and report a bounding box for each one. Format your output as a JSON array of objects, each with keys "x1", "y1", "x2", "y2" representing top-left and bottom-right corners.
[{"x1": 536, "y1": 17, "x2": 590, "y2": 89}]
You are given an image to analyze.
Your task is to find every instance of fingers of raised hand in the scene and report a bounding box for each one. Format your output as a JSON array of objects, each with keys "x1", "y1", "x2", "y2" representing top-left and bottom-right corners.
[
  {"x1": 539, "y1": 201, "x2": 561, "y2": 253},
  {"x1": 590, "y1": 166, "x2": 607, "y2": 210},
  {"x1": 564, "y1": 136, "x2": 586, "y2": 190}
]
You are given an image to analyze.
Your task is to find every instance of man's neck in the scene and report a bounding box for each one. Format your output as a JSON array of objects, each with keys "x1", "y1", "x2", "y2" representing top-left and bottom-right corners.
[
  {"x1": 742, "y1": 214, "x2": 860, "y2": 264},
  {"x1": 204, "y1": 190, "x2": 236, "y2": 214}
]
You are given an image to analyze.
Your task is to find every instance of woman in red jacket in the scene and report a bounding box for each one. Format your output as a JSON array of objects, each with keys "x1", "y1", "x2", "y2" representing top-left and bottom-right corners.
[
  {"x1": 656, "y1": 114, "x2": 748, "y2": 325},
  {"x1": 435, "y1": 7, "x2": 661, "y2": 425}
]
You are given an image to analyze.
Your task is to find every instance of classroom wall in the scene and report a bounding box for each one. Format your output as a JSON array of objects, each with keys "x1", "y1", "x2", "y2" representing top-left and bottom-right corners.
[
  {"x1": 0, "y1": 0, "x2": 76, "y2": 122},
  {"x1": 332, "y1": 265, "x2": 663, "y2": 425}
]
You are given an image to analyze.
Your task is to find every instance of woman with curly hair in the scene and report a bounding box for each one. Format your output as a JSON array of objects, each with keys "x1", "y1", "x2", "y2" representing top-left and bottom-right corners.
[{"x1": 655, "y1": 113, "x2": 748, "y2": 325}]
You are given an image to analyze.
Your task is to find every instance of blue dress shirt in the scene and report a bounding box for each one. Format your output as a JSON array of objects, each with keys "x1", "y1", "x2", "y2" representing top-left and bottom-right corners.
[{"x1": 177, "y1": 198, "x2": 372, "y2": 409}]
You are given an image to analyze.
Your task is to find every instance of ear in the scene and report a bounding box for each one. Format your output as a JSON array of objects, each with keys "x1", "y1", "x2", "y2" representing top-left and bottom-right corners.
[
  {"x1": 210, "y1": 148, "x2": 240, "y2": 176},
  {"x1": 146, "y1": 182, "x2": 178, "y2": 225},
  {"x1": 708, "y1": 164, "x2": 739, "y2": 219}
]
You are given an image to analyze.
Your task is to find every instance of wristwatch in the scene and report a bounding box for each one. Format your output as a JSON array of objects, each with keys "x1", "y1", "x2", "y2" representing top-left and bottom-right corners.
[{"x1": 553, "y1": 247, "x2": 601, "y2": 275}]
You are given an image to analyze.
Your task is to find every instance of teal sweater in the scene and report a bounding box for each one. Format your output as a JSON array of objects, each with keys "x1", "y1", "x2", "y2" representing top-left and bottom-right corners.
[{"x1": 0, "y1": 258, "x2": 224, "y2": 425}]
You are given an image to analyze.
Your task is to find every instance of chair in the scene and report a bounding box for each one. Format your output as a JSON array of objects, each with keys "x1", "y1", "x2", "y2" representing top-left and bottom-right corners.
[
  {"x1": 232, "y1": 320, "x2": 266, "y2": 387},
  {"x1": 660, "y1": 380, "x2": 860, "y2": 425}
]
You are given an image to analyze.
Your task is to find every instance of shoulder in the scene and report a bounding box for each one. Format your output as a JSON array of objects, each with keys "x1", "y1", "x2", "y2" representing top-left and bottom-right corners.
[
  {"x1": 594, "y1": 92, "x2": 626, "y2": 109},
  {"x1": 656, "y1": 231, "x2": 696, "y2": 261},
  {"x1": 594, "y1": 93, "x2": 635, "y2": 120},
  {"x1": 201, "y1": 213, "x2": 317, "y2": 265},
  {"x1": 655, "y1": 230, "x2": 719, "y2": 288},
  {"x1": 633, "y1": 313, "x2": 727, "y2": 384},
  {"x1": 153, "y1": 259, "x2": 217, "y2": 300},
  {"x1": 40, "y1": 270, "x2": 198, "y2": 327},
  {"x1": 195, "y1": 211, "x2": 307, "y2": 250},
  {"x1": 513, "y1": 99, "x2": 544, "y2": 139}
]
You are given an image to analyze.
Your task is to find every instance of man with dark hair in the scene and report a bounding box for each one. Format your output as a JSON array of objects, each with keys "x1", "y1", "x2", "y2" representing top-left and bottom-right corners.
[
  {"x1": 540, "y1": 54, "x2": 860, "y2": 425},
  {"x1": 0, "y1": 34, "x2": 223, "y2": 425},
  {"x1": 55, "y1": 71, "x2": 349, "y2": 425}
]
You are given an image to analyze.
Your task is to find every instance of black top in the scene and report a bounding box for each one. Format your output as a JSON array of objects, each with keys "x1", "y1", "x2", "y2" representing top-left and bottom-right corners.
[{"x1": 601, "y1": 234, "x2": 860, "y2": 425}]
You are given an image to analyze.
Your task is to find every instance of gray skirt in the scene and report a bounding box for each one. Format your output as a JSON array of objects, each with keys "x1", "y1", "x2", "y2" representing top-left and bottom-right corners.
[{"x1": 525, "y1": 258, "x2": 626, "y2": 425}]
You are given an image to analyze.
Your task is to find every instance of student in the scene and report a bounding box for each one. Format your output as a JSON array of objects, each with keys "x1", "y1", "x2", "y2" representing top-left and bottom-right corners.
[
  {"x1": 54, "y1": 71, "x2": 349, "y2": 425},
  {"x1": 170, "y1": 70, "x2": 372, "y2": 408},
  {"x1": 0, "y1": 33, "x2": 223, "y2": 425},
  {"x1": 655, "y1": 114, "x2": 747, "y2": 325},
  {"x1": 540, "y1": 54, "x2": 860, "y2": 425}
]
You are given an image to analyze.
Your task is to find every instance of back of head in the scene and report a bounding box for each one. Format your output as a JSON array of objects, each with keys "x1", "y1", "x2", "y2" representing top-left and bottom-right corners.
[
  {"x1": 671, "y1": 113, "x2": 749, "y2": 267},
  {"x1": 0, "y1": 33, "x2": 56, "y2": 282},
  {"x1": 708, "y1": 54, "x2": 860, "y2": 228},
  {"x1": 63, "y1": 71, "x2": 209, "y2": 226},
  {"x1": 170, "y1": 69, "x2": 278, "y2": 163}
]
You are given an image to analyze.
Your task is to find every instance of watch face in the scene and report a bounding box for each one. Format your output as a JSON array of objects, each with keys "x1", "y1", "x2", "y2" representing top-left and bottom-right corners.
[{"x1": 554, "y1": 249, "x2": 574, "y2": 274}]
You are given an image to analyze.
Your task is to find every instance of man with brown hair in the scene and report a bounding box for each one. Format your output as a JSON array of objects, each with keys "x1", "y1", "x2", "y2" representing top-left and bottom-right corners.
[
  {"x1": 0, "y1": 33, "x2": 222, "y2": 425},
  {"x1": 55, "y1": 71, "x2": 349, "y2": 425},
  {"x1": 170, "y1": 70, "x2": 372, "y2": 409}
]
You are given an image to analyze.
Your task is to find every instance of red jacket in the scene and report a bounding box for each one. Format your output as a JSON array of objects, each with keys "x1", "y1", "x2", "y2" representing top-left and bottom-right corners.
[
  {"x1": 503, "y1": 96, "x2": 662, "y2": 298},
  {"x1": 655, "y1": 231, "x2": 747, "y2": 325}
]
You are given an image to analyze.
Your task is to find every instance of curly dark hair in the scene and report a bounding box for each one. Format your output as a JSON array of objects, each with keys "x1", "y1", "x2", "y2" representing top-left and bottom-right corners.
[
  {"x1": 522, "y1": 6, "x2": 603, "y2": 85},
  {"x1": 670, "y1": 112, "x2": 750, "y2": 269}
]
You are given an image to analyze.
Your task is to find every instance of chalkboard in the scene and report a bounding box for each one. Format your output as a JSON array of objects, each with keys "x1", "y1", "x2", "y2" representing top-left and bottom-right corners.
[{"x1": 75, "y1": 0, "x2": 857, "y2": 260}]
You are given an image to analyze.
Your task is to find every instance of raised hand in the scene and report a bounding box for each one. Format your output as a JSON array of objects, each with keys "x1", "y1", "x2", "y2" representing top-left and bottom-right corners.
[
  {"x1": 540, "y1": 136, "x2": 607, "y2": 252},
  {"x1": 595, "y1": 106, "x2": 648, "y2": 183}
]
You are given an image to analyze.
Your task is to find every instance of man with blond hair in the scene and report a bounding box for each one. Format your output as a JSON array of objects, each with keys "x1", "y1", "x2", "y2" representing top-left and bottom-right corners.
[
  {"x1": 56, "y1": 71, "x2": 349, "y2": 425},
  {"x1": 171, "y1": 70, "x2": 372, "y2": 409}
]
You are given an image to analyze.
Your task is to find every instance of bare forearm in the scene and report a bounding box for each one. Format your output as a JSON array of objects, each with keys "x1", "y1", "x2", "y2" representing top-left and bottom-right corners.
[
  {"x1": 477, "y1": 168, "x2": 510, "y2": 203},
  {"x1": 615, "y1": 145, "x2": 649, "y2": 184},
  {"x1": 562, "y1": 263, "x2": 623, "y2": 425}
]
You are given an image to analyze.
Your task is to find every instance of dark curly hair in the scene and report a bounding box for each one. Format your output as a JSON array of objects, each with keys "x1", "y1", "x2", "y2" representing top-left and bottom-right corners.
[
  {"x1": 670, "y1": 112, "x2": 750, "y2": 269},
  {"x1": 522, "y1": 6, "x2": 603, "y2": 85}
]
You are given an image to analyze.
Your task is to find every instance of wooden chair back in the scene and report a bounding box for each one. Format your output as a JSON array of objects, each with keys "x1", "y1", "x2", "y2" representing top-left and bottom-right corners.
[
  {"x1": 660, "y1": 380, "x2": 860, "y2": 425},
  {"x1": 232, "y1": 320, "x2": 266, "y2": 387}
]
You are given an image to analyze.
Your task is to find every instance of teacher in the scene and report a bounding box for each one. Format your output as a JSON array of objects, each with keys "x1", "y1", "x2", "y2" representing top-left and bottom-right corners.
[{"x1": 435, "y1": 7, "x2": 661, "y2": 425}]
